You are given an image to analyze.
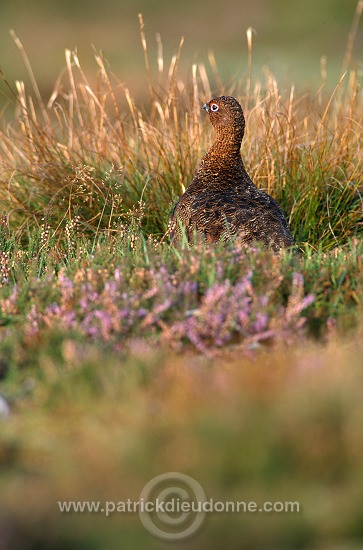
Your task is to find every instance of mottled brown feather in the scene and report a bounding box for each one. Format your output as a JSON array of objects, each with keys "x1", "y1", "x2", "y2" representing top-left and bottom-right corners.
[{"x1": 168, "y1": 96, "x2": 294, "y2": 250}]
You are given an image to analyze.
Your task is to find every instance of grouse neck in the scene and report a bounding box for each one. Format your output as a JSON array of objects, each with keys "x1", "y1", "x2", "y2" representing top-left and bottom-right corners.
[{"x1": 202, "y1": 130, "x2": 243, "y2": 167}]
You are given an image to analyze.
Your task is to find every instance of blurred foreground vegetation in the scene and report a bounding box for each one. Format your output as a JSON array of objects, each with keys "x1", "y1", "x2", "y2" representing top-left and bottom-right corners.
[
  {"x1": 1, "y1": 226, "x2": 363, "y2": 548},
  {"x1": 1, "y1": 303, "x2": 363, "y2": 549}
]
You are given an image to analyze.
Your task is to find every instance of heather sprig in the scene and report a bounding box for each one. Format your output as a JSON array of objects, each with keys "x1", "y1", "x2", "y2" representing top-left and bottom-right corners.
[{"x1": 22, "y1": 268, "x2": 313, "y2": 353}]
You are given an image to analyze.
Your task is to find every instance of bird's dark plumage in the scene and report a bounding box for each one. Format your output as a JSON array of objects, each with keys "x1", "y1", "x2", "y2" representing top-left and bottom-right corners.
[{"x1": 169, "y1": 96, "x2": 294, "y2": 249}]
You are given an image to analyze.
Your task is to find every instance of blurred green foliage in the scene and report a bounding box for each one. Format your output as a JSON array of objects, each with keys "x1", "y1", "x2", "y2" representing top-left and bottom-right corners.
[{"x1": 0, "y1": 0, "x2": 362, "y2": 102}]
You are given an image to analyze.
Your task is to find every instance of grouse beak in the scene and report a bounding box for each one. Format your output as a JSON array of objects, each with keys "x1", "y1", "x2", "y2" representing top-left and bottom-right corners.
[{"x1": 202, "y1": 103, "x2": 209, "y2": 112}]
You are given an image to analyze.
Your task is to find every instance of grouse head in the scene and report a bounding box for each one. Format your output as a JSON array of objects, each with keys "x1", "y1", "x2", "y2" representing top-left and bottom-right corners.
[{"x1": 203, "y1": 96, "x2": 245, "y2": 140}]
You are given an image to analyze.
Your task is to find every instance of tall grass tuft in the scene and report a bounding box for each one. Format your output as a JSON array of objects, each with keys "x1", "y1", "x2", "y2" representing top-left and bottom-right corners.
[{"x1": 0, "y1": 13, "x2": 362, "y2": 249}]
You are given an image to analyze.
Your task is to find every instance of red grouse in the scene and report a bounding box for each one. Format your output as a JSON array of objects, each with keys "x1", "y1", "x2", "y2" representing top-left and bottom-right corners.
[{"x1": 169, "y1": 96, "x2": 294, "y2": 249}]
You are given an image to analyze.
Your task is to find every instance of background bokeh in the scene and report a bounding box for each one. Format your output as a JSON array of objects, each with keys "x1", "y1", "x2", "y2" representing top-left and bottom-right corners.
[{"x1": 0, "y1": 0, "x2": 362, "y2": 103}]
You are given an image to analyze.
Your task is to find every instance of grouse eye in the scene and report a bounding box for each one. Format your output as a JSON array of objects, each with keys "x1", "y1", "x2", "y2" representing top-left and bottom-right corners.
[{"x1": 210, "y1": 103, "x2": 219, "y2": 112}]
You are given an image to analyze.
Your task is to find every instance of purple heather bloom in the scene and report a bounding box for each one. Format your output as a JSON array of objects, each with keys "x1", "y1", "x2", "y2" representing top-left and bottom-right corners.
[
  {"x1": 252, "y1": 311, "x2": 269, "y2": 333},
  {"x1": 13, "y1": 253, "x2": 317, "y2": 354}
]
